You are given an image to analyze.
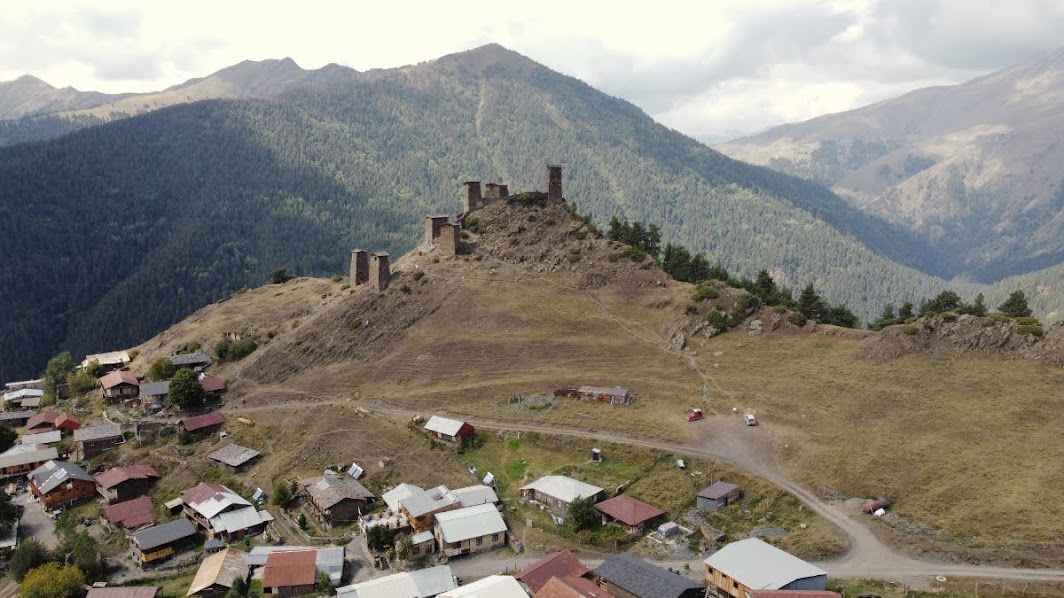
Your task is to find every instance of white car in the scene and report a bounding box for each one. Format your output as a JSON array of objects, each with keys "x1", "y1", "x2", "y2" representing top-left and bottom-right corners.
[{"x1": 744, "y1": 413, "x2": 758, "y2": 426}]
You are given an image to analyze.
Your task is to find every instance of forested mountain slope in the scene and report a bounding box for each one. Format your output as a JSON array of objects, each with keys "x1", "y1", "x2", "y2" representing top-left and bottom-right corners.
[
  {"x1": 0, "y1": 44, "x2": 1002, "y2": 380},
  {"x1": 717, "y1": 48, "x2": 1064, "y2": 283}
]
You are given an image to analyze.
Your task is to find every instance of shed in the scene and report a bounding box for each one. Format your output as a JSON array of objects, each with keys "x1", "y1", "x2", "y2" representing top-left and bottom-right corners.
[
  {"x1": 55, "y1": 413, "x2": 80, "y2": 431},
  {"x1": 704, "y1": 538, "x2": 828, "y2": 596},
  {"x1": 187, "y1": 547, "x2": 250, "y2": 597},
  {"x1": 208, "y1": 444, "x2": 261, "y2": 470},
  {"x1": 86, "y1": 588, "x2": 161, "y2": 598},
  {"x1": 515, "y1": 550, "x2": 590, "y2": 593},
  {"x1": 423, "y1": 415, "x2": 475, "y2": 447},
  {"x1": 20, "y1": 431, "x2": 61, "y2": 446},
  {"x1": 181, "y1": 411, "x2": 225, "y2": 435},
  {"x1": 140, "y1": 381, "x2": 170, "y2": 411},
  {"x1": 101, "y1": 496, "x2": 156, "y2": 531},
  {"x1": 595, "y1": 555, "x2": 702, "y2": 598},
  {"x1": 697, "y1": 481, "x2": 742, "y2": 512},
  {"x1": 167, "y1": 351, "x2": 213, "y2": 370},
  {"x1": 73, "y1": 423, "x2": 124, "y2": 458},
  {"x1": 593, "y1": 494, "x2": 665, "y2": 533},
  {"x1": 199, "y1": 376, "x2": 226, "y2": 400},
  {"x1": 452, "y1": 484, "x2": 499, "y2": 509}
]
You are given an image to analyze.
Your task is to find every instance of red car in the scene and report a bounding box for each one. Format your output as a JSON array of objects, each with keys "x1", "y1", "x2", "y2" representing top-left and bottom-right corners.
[{"x1": 686, "y1": 409, "x2": 704, "y2": 422}]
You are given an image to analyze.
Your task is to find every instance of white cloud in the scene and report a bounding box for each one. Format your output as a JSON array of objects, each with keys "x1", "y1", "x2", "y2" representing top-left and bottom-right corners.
[{"x1": 0, "y1": 0, "x2": 1060, "y2": 137}]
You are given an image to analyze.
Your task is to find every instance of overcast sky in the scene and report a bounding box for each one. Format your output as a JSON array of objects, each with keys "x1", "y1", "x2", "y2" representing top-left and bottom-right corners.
[{"x1": 3, "y1": 0, "x2": 1063, "y2": 140}]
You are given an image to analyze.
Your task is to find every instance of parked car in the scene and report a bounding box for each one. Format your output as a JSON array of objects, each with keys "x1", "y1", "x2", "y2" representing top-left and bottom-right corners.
[
  {"x1": 686, "y1": 409, "x2": 704, "y2": 422},
  {"x1": 744, "y1": 413, "x2": 758, "y2": 426}
]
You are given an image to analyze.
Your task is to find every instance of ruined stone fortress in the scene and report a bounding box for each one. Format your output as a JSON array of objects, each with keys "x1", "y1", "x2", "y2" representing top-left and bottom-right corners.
[{"x1": 349, "y1": 165, "x2": 565, "y2": 290}]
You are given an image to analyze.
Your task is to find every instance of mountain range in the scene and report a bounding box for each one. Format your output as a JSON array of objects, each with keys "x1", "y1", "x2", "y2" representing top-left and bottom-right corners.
[
  {"x1": 0, "y1": 44, "x2": 1061, "y2": 380},
  {"x1": 717, "y1": 48, "x2": 1064, "y2": 284}
]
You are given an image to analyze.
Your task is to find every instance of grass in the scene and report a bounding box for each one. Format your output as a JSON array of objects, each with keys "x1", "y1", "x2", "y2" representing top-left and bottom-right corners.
[{"x1": 833, "y1": 578, "x2": 1064, "y2": 598}]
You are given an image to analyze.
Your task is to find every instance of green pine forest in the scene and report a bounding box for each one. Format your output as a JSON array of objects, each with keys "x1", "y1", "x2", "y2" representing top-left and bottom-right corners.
[{"x1": 0, "y1": 45, "x2": 1060, "y2": 380}]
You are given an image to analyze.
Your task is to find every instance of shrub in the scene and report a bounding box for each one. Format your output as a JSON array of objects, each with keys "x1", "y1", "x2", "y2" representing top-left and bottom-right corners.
[
  {"x1": 216, "y1": 337, "x2": 257, "y2": 361},
  {"x1": 465, "y1": 215, "x2": 480, "y2": 233},
  {"x1": 9, "y1": 538, "x2": 49, "y2": 581},
  {"x1": 567, "y1": 253, "x2": 581, "y2": 263},
  {"x1": 412, "y1": 271, "x2": 425, "y2": 281},
  {"x1": 148, "y1": 358, "x2": 176, "y2": 381},
  {"x1": 706, "y1": 310, "x2": 729, "y2": 329},
  {"x1": 340, "y1": 284, "x2": 350, "y2": 290},
  {"x1": 624, "y1": 247, "x2": 646, "y2": 261},
  {"x1": 902, "y1": 325, "x2": 919, "y2": 336},
  {"x1": 1017, "y1": 324, "x2": 1045, "y2": 337},
  {"x1": 330, "y1": 275, "x2": 342, "y2": 282},
  {"x1": 983, "y1": 312, "x2": 1011, "y2": 327},
  {"x1": 575, "y1": 229, "x2": 588, "y2": 240},
  {"x1": 400, "y1": 283, "x2": 412, "y2": 294},
  {"x1": 271, "y1": 268, "x2": 293, "y2": 284},
  {"x1": 941, "y1": 312, "x2": 957, "y2": 322},
  {"x1": 1016, "y1": 316, "x2": 1041, "y2": 327},
  {"x1": 298, "y1": 513, "x2": 308, "y2": 530},
  {"x1": 692, "y1": 283, "x2": 718, "y2": 303},
  {"x1": 685, "y1": 303, "x2": 698, "y2": 315},
  {"x1": 607, "y1": 253, "x2": 620, "y2": 263},
  {"x1": 788, "y1": 312, "x2": 807, "y2": 327}
]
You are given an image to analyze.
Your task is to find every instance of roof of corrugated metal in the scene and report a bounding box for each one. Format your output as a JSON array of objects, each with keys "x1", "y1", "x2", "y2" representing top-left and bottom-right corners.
[
  {"x1": 434, "y1": 503, "x2": 508, "y2": 543},
  {"x1": 595, "y1": 555, "x2": 701, "y2": 598},
  {"x1": 263, "y1": 549, "x2": 317, "y2": 588},
  {"x1": 698, "y1": 481, "x2": 740, "y2": 500},
  {"x1": 515, "y1": 550, "x2": 590, "y2": 593},
  {"x1": 424, "y1": 415, "x2": 468, "y2": 436},
  {"x1": 95, "y1": 464, "x2": 159, "y2": 489},
  {"x1": 180, "y1": 411, "x2": 225, "y2": 431},
  {"x1": 133, "y1": 518, "x2": 197, "y2": 551},
  {"x1": 703, "y1": 538, "x2": 827, "y2": 590},
  {"x1": 593, "y1": 494, "x2": 664, "y2": 527},
  {"x1": 99, "y1": 370, "x2": 139, "y2": 389},
  {"x1": 101, "y1": 496, "x2": 156, "y2": 529}
]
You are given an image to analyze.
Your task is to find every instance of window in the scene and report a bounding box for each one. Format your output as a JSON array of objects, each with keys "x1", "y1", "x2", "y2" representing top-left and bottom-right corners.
[
  {"x1": 492, "y1": 533, "x2": 499, "y2": 542},
  {"x1": 476, "y1": 537, "x2": 483, "y2": 546}
]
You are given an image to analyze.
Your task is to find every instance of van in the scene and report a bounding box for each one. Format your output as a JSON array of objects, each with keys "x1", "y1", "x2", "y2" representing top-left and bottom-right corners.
[{"x1": 744, "y1": 413, "x2": 758, "y2": 426}]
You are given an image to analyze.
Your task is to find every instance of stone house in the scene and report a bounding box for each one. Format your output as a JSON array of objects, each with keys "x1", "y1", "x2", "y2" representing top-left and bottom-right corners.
[
  {"x1": 74, "y1": 423, "x2": 124, "y2": 458},
  {"x1": 300, "y1": 474, "x2": 375, "y2": 527},
  {"x1": 697, "y1": 481, "x2": 742, "y2": 512}
]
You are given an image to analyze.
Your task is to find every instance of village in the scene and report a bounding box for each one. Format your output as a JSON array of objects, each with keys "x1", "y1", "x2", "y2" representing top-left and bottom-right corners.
[{"x1": 0, "y1": 167, "x2": 863, "y2": 597}]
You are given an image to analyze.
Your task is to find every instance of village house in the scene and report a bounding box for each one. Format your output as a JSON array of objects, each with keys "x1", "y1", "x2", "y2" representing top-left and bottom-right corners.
[
  {"x1": 595, "y1": 555, "x2": 703, "y2": 598},
  {"x1": 180, "y1": 482, "x2": 274, "y2": 542},
  {"x1": 704, "y1": 538, "x2": 828, "y2": 597},
  {"x1": 0, "y1": 410, "x2": 35, "y2": 428},
  {"x1": 335, "y1": 564, "x2": 458, "y2": 598},
  {"x1": 96, "y1": 464, "x2": 160, "y2": 503},
  {"x1": 181, "y1": 411, "x2": 225, "y2": 437},
  {"x1": 535, "y1": 575, "x2": 617, "y2": 598},
  {"x1": 439, "y1": 575, "x2": 528, "y2": 597},
  {"x1": 382, "y1": 483, "x2": 423, "y2": 513},
  {"x1": 100, "y1": 370, "x2": 140, "y2": 404},
  {"x1": 423, "y1": 415, "x2": 475, "y2": 447},
  {"x1": 515, "y1": 550, "x2": 591, "y2": 594},
  {"x1": 199, "y1": 375, "x2": 226, "y2": 401},
  {"x1": 433, "y1": 503, "x2": 508, "y2": 557},
  {"x1": 55, "y1": 412, "x2": 80, "y2": 432},
  {"x1": 247, "y1": 546, "x2": 344, "y2": 586},
  {"x1": 300, "y1": 474, "x2": 375, "y2": 527},
  {"x1": 593, "y1": 494, "x2": 665, "y2": 534},
  {"x1": 24, "y1": 411, "x2": 59, "y2": 433},
  {"x1": 0, "y1": 446, "x2": 57, "y2": 477},
  {"x1": 74, "y1": 422, "x2": 124, "y2": 458},
  {"x1": 399, "y1": 484, "x2": 461, "y2": 531},
  {"x1": 28, "y1": 460, "x2": 97, "y2": 511},
  {"x1": 3, "y1": 388, "x2": 43, "y2": 409},
  {"x1": 20, "y1": 430, "x2": 61, "y2": 446},
  {"x1": 452, "y1": 484, "x2": 500, "y2": 509},
  {"x1": 101, "y1": 496, "x2": 156, "y2": 531},
  {"x1": 187, "y1": 547, "x2": 250, "y2": 597},
  {"x1": 131, "y1": 518, "x2": 199, "y2": 566},
  {"x1": 697, "y1": 481, "x2": 742, "y2": 512},
  {"x1": 208, "y1": 444, "x2": 261, "y2": 471},
  {"x1": 87, "y1": 588, "x2": 161, "y2": 598},
  {"x1": 555, "y1": 386, "x2": 634, "y2": 405},
  {"x1": 140, "y1": 381, "x2": 170, "y2": 411},
  {"x1": 261, "y1": 549, "x2": 318, "y2": 597},
  {"x1": 520, "y1": 475, "x2": 605, "y2": 516},
  {"x1": 3, "y1": 378, "x2": 44, "y2": 393},
  {"x1": 82, "y1": 350, "x2": 131, "y2": 372},
  {"x1": 168, "y1": 351, "x2": 213, "y2": 371}
]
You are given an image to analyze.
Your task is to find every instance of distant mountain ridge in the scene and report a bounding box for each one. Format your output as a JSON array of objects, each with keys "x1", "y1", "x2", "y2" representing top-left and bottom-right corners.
[{"x1": 717, "y1": 48, "x2": 1064, "y2": 283}]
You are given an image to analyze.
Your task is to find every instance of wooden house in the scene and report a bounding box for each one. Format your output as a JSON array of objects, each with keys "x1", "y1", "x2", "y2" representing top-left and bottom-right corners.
[
  {"x1": 0, "y1": 446, "x2": 57, "y2": 477},
  {"x1": 593, "y1": 494, "x2": 664, "y2": 533},
  {"x1": 423, "y1": 415, "x2": 475, "y2": 447},
  {"x1": 28, "y1": 460, "x2": 97, "y2": 511},
  {"x1": 300, "y1": 474, "x2": 375, "y2": 527},
  {"x1": 131, "y1": 518, "x2": 198, "y2": 566},
  {"x1": 704, "y1": 538, "x2": 828, "y2": 597},
  {"x1": 520, "y1": 476, "x2": 604, "y2": 516},
  {"x1": 74, "y1": 423, "x2": 124, "y2": 458},
  {"x1": 100, "y1": 370, "x2": 140, "y2": 404},
  {"x1": 96, "y1": 464, "x2": 160, "y2": 503},
  {"x1": 595, "y1": 555, "x2": 702, "y2": 598},
  {"x1": 180, "y1": 411, "x2": 225, "y2": 437}
]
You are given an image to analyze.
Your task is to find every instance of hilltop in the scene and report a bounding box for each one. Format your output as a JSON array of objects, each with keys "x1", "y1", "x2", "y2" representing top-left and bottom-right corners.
[{"x1": 123, "y1": 190, "x2": 1064, "y2": 568}]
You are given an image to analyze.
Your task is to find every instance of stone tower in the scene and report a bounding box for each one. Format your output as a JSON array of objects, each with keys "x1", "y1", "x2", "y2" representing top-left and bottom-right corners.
[
  {"x1": 371, "y1": 252, "x2": 391, "y2": 290},
  {"x1": 547, "y1": 165, "x2": 563, "y2": 203},
  {"x1": 463, "y1": 181, "x2": 482, "y2": 212},
  {"x1": 424, "y1": 215, "x2": 450, "y2": 245},
  {"x1": 484, "y1": 183, "x2": 501, "y2": 201},
  {"x1": 439, "y1": 223, "x2": 460, "y2": 257},
  {"x1": 350, "y1": 249, "x2": 369, "y2": 286}
]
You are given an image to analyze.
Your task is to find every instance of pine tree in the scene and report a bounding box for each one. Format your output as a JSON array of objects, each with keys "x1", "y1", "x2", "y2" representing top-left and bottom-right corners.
[{"x1": 997, "y1": 290, "x2": 1032, "y2": 317}]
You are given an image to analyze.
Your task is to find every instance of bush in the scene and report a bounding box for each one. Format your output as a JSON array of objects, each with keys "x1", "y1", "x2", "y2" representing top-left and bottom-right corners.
[
  {"x1": 465, "y1": 216, "x2": 480, "y2": 233},
  {"x1": 942, "y1": 312, "x2": 957, "y2": 322},
  {"x1": 272, "y1": 481, "x2": 292, "y2": 506},
  {"x1": 66, "y1": 369, "x2": 97, "y2": 396},
  {"x1": 902, "y1": 325, "x2": 919, "y2": 336},
  {"x1": 400, "y1": 283, "x2": 412, "y2": 294},
  {"x1": 788, "y1": 312, "x2": 807, "y2": 327},
  {"x1": 298, "y1": 513, "x2": 308, "y2": 530},
  {"x1": 1017, "y1": 324, "x2": 1045, "y2": 337},
  {"x1": 216, "y1": 337, "x2": 257, "y2": 362},
  {"x1": 1016, "y1": 316, "x2": 1041, "y2": 327},
  {"x1": 148, "y1": 357, "x2": 176, "y2": 381},
  {"x1": 567, "y1": 496, "x2": 598, "y2": 532},
  {"x1": 706, "y1": 310, "x2": 729, "y2": 330},
  {"x1": 271, "y1": 267, "x2": 294, "y2": 284},
  {"x1": 330, "y1": 275, "x2": 342, "y2": 282},
  {"x1": 412, "y1": 271, "x2": 425, "y2": 281},
  {"x1": 9, "y1": 538, "x2": 50, "y2": 581},
  {"x1": 685, "y1": 303, "x2": 698, "y2": 315},
  {"x1": 983, "y1": 312, "x2": 1011, "y2": 327},
  {"x1": 692, "y1": 283, "x2": 718, "y2": 303}
]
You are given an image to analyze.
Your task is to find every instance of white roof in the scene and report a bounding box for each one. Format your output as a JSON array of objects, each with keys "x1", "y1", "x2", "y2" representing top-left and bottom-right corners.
[
  {"x1": 434, "y1": 503, "x2": 508, "y2": 543},
  {"x1": 424, "y1": 415, "x2": 466, "y2": 436},
  {"x1": 438, "y1": 575, "x2": 526, "y2": 597},
  {"x1": 336, "y1": 564, "x2": 456, "y2": 598},
  {"x1": 21, "y1": 431, "x2": 61, "y2": 445},
  {"x1": 520, "y1": 475, "x2": 604, "y2": 503},
  {"x1": 383, "y1": 483, "x2": 424, "y2": 513},
  {"x1": 411, "y1": 530, "x2": 434, "y2": 545},
  {"x1": 210, "y1": 508, "x2": 273, "y2": 534},
  {"x1": 0, "y1": 447, "x2": 57, "y2": 469},
  {"x1": 704, "y1": 538, "x2": 827, "y2": 590},
  {"x1": 452, "y1": 485, "x2": 499, "y2": 508},
  {"x1": 194, "y1": 490, "x2": 253, "y2": 519},
  {"x1": 81, "y1": 350, "x2": 130, "y2": 368},
  {"x1": 400, "y1": 485, "x2": 458, "y2": 518},
  {"x1": 4, "y1": 388, "x2": 43, "y2": 402}
]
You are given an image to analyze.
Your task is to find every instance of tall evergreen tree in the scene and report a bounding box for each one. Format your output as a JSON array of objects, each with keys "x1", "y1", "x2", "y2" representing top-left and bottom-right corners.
[{"x1": 997, "y1": 290, "x2": 1032, "y2": 317}]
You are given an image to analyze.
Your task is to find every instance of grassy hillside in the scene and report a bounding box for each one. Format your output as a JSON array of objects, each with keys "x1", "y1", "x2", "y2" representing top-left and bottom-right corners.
[
  {"x1": 126, "y1": 198, "x2": 1064, "y2": 567},
  {"x1": 0, "y1": 45, "x2": 976, "y2": 380}
]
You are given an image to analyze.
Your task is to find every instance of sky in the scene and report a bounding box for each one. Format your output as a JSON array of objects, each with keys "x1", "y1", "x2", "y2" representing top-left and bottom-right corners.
[{"x1": 2, "y1": 0, "x2": 1063, "y2": 141}]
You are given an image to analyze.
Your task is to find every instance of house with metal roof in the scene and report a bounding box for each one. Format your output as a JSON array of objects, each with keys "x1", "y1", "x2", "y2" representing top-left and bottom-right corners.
[
  {"x1": 20, "y1": 430, "x2": 61, "y2": 446},
  {"x1": 704, "y1": 538, "x2": 828, "y2": 597},
  {"x1": 439, "y1": 575, "x2": 527, "y2": 597},
  {"x1": 247, "y1": 545, "x2": 343, "y2": 583},
  {"x1": 131, "y1": 518, "x2": 198, "y2": 565},
  {"x1": 100, "y1": 370, "x2": 140, "y2": 404},
  {"x1": 399, "y1": 484, "x2": 460, "y2": 531},
  {"x1": 74, "y1": 422, "x2": 124, "y2": 458},
  {"x1": 187, "y1": 547, "x2": 249, "y2": 597},
  {"x1": 515, "y1": 550, "x2": 590, "y2": 594},
  {"x1": 520, "y1": 476, "x2": 605, "y2": 515},
  {"x1": 535, "y1": 576, "x2": 616, "y2": 598},
  {"x1": 180, "y1": 482, "x2": 273, "y2": 542},
  {"x1": 423, "y1": 415, "x2": 475, "y2": 447},
  {"x1": 593, "y1": 494, "x2": 665, "y2": 533},
  {"x1": 262, "y1": 549, "x2": 318, "y2": 597},
  {"x1": 96, "y1": 464, "x2": 160, "y2": 503},
  {"x1": 208, "y1": 444, "x2": 261, "y2": 471},
  {"x1": 86, "y1": 587, "x2": 161, "y2": 598},
  {"x1": 24, "y1": 410, "x2": 59, "y2": 434},
  {"x1": 433, "y1": 503, "x2": 508, "y2": 557},
  {"x1": 181, "y1": 411, "x2": 225, "y2": 436},
  {"x1": 3, "y1": 378, "x2": 44, "y2": 393},
  {"x1": 82, "y1": 350, "x2": 131, "y2": 371},
  {"x1": 451, "y1": 484, "x2": 499, "y2": 509},
  {"x1": 697, "y1": 481, "x2": 742, "y2": 512},
  {"x1": 335, "y1": 564, "x2": 457, "y2": 598},
  {"x1": 595, "y1": 555, "x2": 702, "y2": 598},
  {"x1": 300, "y1": 474, "x2": 374, "y2": 527},
  {"x1": 0, "y1": 409, "x2": 35, "y2": 428},
  {"x1": 101, "y1": 496, "x2": 156, "y2": 531},
  {"x1": 382, "y1": 483, "x2": 424, "y2": 513},
  {"x1": 0, "y1": 446, "x2": 57, "y2": 477},
  {"x1": 199, "y1": 375, "x2": 226, "y2": 400},
  {"x1": 55, "y1": 413, "x2": 80, "y2": 431},
  {"x1": 140, "y1": 380, "x2": 170, "y2": 411},
  {"x1": 3, "y1": 388, "x2": 43, "y2": 408},
  {"x1": 167, "y1": 351, "x2": 213, "y2": 370},
  {"x1": 28, "y1": 460, "x2": 97, "y2": 510}
]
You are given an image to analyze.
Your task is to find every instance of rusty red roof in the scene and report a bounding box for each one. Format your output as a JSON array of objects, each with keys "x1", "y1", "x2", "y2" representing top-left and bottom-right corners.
[
  {"x1": 24, "y1": 411, "x2": 59, "y2": 431},
  {"x1": 180, "y1": 411, "x2": 225, "y2": 432},
  {"x1": 748, "y1": 591, "x2": 841, "y2": 598},
  {"x1": 100, "y1": 496, "x2": 156, "y2": 529},
  {"x1": 516, "y1": 550, "x2": 590, "y2": 593},
  {"x1": 199, "y1": 376, "x2": 226, "y2": 393},
  {"x1": 535, "y1": 576, "x2": 616, "y2": 598},
  {"x1": 263, "y1": 549, "x2": 317, "y2": 588},
  {"x1": 180, "y1": 481, "x2": 230, "y2": 506},
  {"x1": 100, "y1": 370, "x2": 139, "y2": 389},
  {"x1": 698, "y1": 481, "x2": 740, "y2": 500},
  {"x1": 55, "y1": 413, "x2": 80, "y2": 430},
  {"x1": 96, "y1": 464, "x2": 160, "y2": 489},
  {"x1": 593, "y1": 494, "x2": 664, "y2": 527}
]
